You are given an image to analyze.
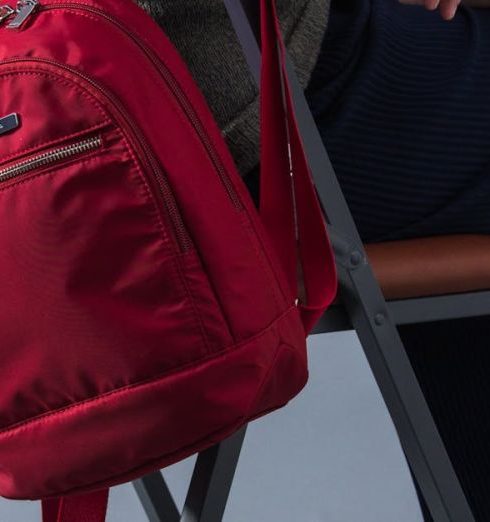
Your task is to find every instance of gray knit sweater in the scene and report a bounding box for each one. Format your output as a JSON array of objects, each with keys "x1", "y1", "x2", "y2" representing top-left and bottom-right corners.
[{"x1": 136, "y1": 1, "x2": 330, "y2": 175}]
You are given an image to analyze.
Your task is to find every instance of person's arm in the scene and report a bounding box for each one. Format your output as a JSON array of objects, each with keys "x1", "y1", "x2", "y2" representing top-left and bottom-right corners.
[{"x1": 399, "y1": 0, "x2": 490, "y2": 20}]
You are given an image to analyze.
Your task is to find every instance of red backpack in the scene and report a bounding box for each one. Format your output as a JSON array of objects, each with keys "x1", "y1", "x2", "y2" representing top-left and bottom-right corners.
[{"x1": 0, "y1": 0, "x2": 337, "y2": 519}]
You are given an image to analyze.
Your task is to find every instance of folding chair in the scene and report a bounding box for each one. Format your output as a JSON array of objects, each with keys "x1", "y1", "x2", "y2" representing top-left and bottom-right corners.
[{"x1": 133, "y1": 1, "x2": 489, "y2": 520}]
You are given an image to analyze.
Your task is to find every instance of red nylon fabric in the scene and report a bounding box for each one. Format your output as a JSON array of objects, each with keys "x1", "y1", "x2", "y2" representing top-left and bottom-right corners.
[
  {"x1": 259, "y1": 1, "x2": 298, "y2": 301},
  {"x1": 0, "y1": 0, "x2": 337, "y2": 519},
  {"x1": 41, "y1": 499, "x2": 59, "y2": 521},
  {"x1": 42, "y1": 490, "x2": 108, "y2": 522},
  {"x1": 260, "y1": 0, "x2": 338, "y2": 332}
]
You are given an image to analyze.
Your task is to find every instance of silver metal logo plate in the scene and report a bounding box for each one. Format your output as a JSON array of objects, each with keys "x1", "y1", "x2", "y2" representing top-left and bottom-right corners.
[{"x1": 0, "y1": 113, "x2": 20, "y2": 136}]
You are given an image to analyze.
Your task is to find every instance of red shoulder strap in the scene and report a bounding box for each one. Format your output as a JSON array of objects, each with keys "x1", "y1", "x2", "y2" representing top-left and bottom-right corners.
[
  {"x1": 42, "y1": 489, "x2": 109, "y2": 522},
  {"x1": 259, "y1": 0, "x2": 337, "y2": 333}
]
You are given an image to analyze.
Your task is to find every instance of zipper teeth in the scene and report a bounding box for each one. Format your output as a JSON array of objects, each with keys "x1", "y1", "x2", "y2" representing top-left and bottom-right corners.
[
  {"x1": 71, "y1": 67, "x2": 195, "y2": 253},
  {"x1": 1, "y1": 57, "x2": 193, "y2": 253},
  {"x1": 41, "y1": 3, "x2": 243, "y2": 211},
  {"x1": 0, "y1": 6, "x2": 14, "y2": 25},
  {"x1": 0, "y1": 135, "x2": 101, "y2": 182},
  {"x1": 153, "y1": 65, "x2": 243, "y2": 210}
]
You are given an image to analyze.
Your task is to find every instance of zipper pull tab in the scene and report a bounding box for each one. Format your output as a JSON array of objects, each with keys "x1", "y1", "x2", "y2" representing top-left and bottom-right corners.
[
  {"x1": 7, "y1": 0, "x2": 38, "y2": 29},
  {"x1": 0, "y1": 5, "x2": 15, "y2": 25}
]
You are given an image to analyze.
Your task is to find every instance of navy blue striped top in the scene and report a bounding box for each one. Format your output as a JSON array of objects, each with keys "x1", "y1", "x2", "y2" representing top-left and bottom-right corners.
[{"x1": 306, "y1": 0, "x2": 490, "y2": 243}]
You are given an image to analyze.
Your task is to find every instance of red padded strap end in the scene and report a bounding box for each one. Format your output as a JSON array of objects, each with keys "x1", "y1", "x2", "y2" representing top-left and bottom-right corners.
[{"x1": 42, "y1": 489, "x2": 109, "y2": 522}]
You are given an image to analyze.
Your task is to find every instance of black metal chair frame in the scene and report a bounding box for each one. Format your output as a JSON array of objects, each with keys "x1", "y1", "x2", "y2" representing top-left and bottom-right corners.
[{"x1": 132, "y1": 2, "x2": 488, "y2": 520}]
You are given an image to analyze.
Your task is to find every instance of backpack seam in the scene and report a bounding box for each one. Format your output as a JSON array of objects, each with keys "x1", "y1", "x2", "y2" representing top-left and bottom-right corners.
[
  {"x1": 118, "y1": 131, "x2": 210, "y2": 353},
  {"x1": 0, "y1": 306, "x2": 296, "y2": 438},
  {"x1": 175, "y1": 250, "x2": 214, "y2": 354},
  {"x1": 178, "y1": 250, "x2": 236, "y2": 348},
  {"x1": 0, "y1": 70, "x2": 109, "y2": 121}
]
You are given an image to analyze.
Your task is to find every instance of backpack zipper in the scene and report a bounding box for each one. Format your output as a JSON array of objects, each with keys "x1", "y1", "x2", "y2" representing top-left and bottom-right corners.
[
  {"x1": 0, "y1": 57, "x2": 193, "y2": 252},
  {"x1": 0, "y1": 134, "x2": 101, "y2": 182},
  {"x1": 6, "y1": 0, "x2": 38, "y2": 28},
  {"x1": 0, "y1": 5, "x2": 14, "y2": 25},
  {"x1": 0, "y1": 0, "x2": 37, "y2": 28},
  {"x1": 33, "y1": 2, "x2": 244, "y2": 211}
]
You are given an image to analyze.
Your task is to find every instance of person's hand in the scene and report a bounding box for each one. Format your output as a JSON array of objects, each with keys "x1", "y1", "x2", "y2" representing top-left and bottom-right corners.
[
  {"x1": 398, "y1": 0, "x2": 462, "y2": 20},
  {"x1": 400, "y1": 0, "x2": 490, "y2": 19}
]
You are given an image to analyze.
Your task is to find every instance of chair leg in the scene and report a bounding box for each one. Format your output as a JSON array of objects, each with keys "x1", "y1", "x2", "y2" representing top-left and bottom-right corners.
[
  {"x1": 133, "y1": 471, "x2": 180, "y2": 522},
  {"x1": 180, "y1": 426, "x2": 247, "y2": 522},
  {"x1": 134, "y1": 426, "x2": 247, "y2": 522},
  {"x1": 335, "y1": 254, "x2": 475, "y2": 522}
]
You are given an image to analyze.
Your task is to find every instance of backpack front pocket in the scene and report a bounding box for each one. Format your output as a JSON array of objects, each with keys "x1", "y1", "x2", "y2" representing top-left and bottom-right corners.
[{"x1": 0, "y1": 65, "x2": 233, "y2": 431}]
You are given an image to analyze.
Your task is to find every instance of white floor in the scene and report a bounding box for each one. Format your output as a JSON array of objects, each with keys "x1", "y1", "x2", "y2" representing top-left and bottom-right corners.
[{"x1": 0, "y1": 332, "x2": 423, "y2": 521}]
